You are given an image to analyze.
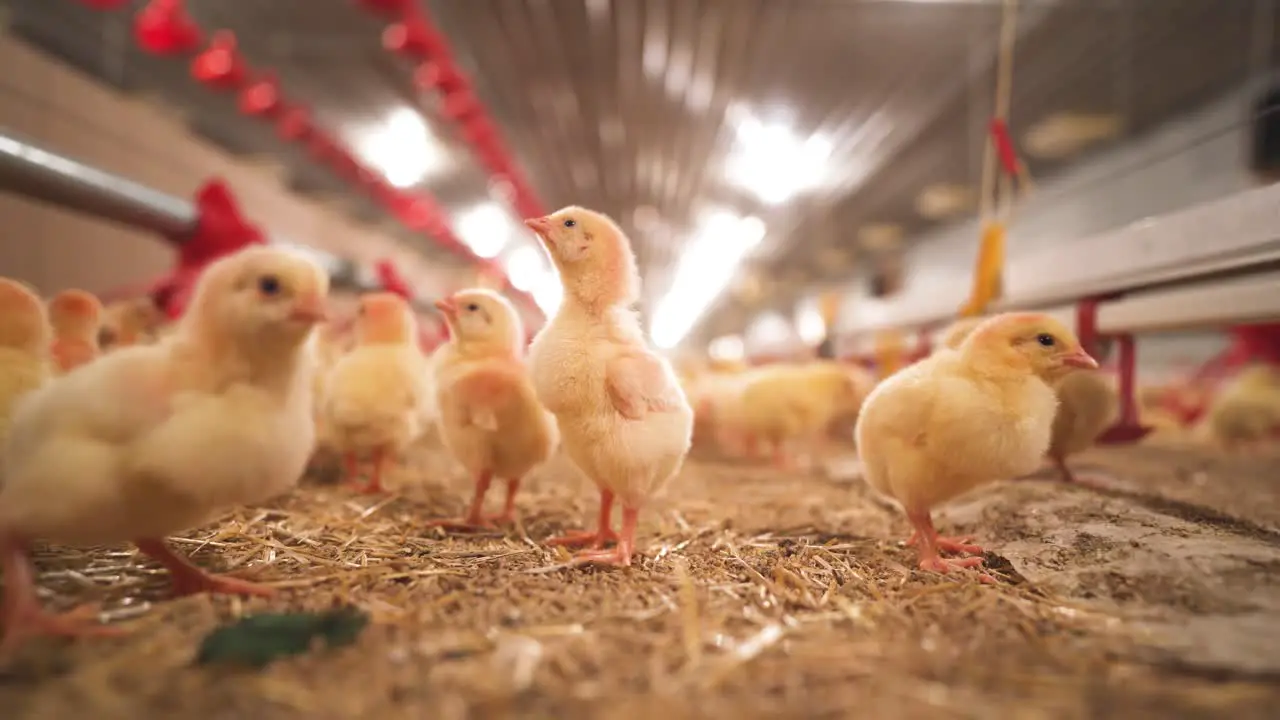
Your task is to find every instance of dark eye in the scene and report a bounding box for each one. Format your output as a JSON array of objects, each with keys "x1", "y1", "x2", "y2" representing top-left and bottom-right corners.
[
  {"x1": 465, "y1": 303, "x2": 479, "y2": 312},
  {"x1": 258, "y1": 275, "x2": 281, "y2": 296},
  {"x1": 1036, "y1": 333, "x2": 1056, "y2": 347},
  {"x1": 563, "y1": 219, "x2": 576, "y2": 228}
]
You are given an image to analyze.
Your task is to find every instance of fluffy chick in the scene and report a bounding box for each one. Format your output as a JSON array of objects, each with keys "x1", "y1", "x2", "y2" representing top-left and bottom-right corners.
[
  {"x1": 100, "y1": 297, "x2": 164, "y2": 350},
  {"x1": 738, "y1": 361, "x2": 868, "y2": 469},
  {"x1": 47, "y1": 289, "x2": 102, "y2": 373},
  {"x1": 0, "y1": 279, "x2": 52, "y2": 456},
  {"x1": 525, "y1": 206, "x2": 693, "y2": 567},
  {"x1": 428, "y1": 288, "x2": 556, "y2": 528},
  {"x1": 323, "y1": 292, "x2": 430, "y2": 494},
  {"x1": 855, "y1": 313, "x2": 1098, "y2": 575},
  {"x1": 1203, "y1": 363, "x2": 1280, "y2": 451},
  {"x1": 0, "y1": 247, "x2": 328, "y2": 654},
  {"x1": 940, "y1": 315, "x2": 1118, "y2": 484}
]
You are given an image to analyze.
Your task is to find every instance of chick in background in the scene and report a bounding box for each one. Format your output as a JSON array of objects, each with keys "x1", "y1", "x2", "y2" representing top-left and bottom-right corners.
[
  {"x1": 1202, "y1": 363, "x2": 1280, "y2": 451},
  {"x1": 856, "y1": 313, "x2": 1098, "y2": 575},
  {"x1": 323, "y1": 292, "x2": 430, "y2": 494},
  {"x1": 525, "y1": 207, "x2": 693, "y2": 567},
  {"x1": 99, "y1": 296, "x2": 164, "y2": 350},
  {"x1": 737, "y1": 361, "x2": 869, "y2": 469},
  {"x1": 47, "y1": 289, "x2": 102, "y2": 373},
  {"x1": 0, "y1": 279, "x2": 52, "y2": 455},
  {"x1": 939, "y1": 315, "x2": 1117, "y2": 485},
  {"x1": 428, "y1": 288, "x2": 556, "y2": 528},
  {"x1": 0, "y1": 247, "x2": 328, "y2": 655}
]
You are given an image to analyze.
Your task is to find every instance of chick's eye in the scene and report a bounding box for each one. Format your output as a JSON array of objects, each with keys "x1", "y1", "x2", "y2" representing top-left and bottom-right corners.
[
  {"x1": 1036, "y1": 333, "x2": 1056, "y2": 347},
  {"x1": 563, "y1": 219, "x2": 576, "y2": 228},
  {"x1": 258, "y1": 275, "x2": 281, "y2": 296},
  {"x1": 465, "y1": 303, "x2": 479, "y2": 312}
]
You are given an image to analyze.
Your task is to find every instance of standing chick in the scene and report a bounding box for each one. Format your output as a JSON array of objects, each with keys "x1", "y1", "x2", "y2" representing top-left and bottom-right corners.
[
  {"x1": 323, "y1": 293, "x2": 430, "y2": 494},
  {"x1": 856, "y1": 313, "x2": 1097, "y2": 575},
  {"x1": 939, "y1": 315, "x2": 1118, "y2": 484},
  {"x1": 429, "y1": 288, "x2": 556, "y2": 528},
  {"x1": 0, "y1": 247, "x2": 328, "y2": 654},
  {"x1": 47, "y1": 289, "x2": 102, "y2": 373},
  {"x1": 525, "y1": 207, "x2": 693, "y2": 567},
  {"x1": 0, "y1": 279, "x2": 52, "y2": 453},
  {"x1": 1202, "y1": 363, "x2": 1280, "y2": 451},
  {"x1": 100, "y1": 297, "x2": 164, "y2": 350}
]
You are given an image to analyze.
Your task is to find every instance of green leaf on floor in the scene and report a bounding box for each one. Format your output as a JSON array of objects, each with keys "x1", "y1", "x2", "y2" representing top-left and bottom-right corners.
[{"x1": 195, "y1": 607, "x2": 369, "y2": 669}]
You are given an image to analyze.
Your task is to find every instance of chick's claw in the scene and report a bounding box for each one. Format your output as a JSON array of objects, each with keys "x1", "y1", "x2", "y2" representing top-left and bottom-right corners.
[
  {"x1": 907, "y1": 531, "x2": 983, "y2": 556},
  {"x1": 136, "y1": 538, "x2": 276, "y2": 598},
  {"x1": 569, "y1": 546, "x2": 633, "y2": 568},
  {"x1": 545, "y1": 528, "x2": 619, "y2": 549}
]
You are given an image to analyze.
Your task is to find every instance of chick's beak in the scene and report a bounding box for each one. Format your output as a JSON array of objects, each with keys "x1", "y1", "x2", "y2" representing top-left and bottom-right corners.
[
  {"x1": 1059, "y1": 349, "x2": 1099, "y2": 370},
  {"x1": 289, "y1": 293, "x2": 329, "y2": 324},
  {"x1": 433, "y1": 297, "x2": 458, "y2": 319},
  {"x1": 524, "y1": 217, "x2": 553, "y2": 238}
]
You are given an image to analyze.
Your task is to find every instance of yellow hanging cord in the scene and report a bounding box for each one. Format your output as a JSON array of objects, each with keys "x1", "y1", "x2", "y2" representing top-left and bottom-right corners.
[{"x1": 960, "y1": 0, "x2": 1025, "y2": 318}]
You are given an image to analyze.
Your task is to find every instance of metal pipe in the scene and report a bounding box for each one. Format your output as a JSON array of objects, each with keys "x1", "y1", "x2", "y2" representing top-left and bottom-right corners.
[
  {"x1": 0, "y1": 129, "x2": 196, "y2": 239},
  {"x1": 0, "y1": 130, "x2": 437, "y2": 313}
]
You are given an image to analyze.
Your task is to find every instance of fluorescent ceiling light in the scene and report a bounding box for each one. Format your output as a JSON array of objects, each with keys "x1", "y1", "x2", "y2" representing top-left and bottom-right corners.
[
  {"x1": 650, "y1": 210, "x2": 767, "y2": 350},
  {"x1": 356, "y1": 107, "x2": 448, "y2": 189},
  {"x1": 503, "y1": 244, "x2": 545, "y2": 291},
  {"x1": 795, "y1": 303, "x2": 827, "y2": 346},
  {"x1": 725, "y1": 114, "x2": 832, "y2": 205},
  {"x1": 530, "y1": 272, "x2": 563, "y2": 315},
  {"x1": 456, "y1": 202, "x2": 517, "y2": 259},
  {"x1": 708, "y1": 334, "x2": 745, "y2": 362}
]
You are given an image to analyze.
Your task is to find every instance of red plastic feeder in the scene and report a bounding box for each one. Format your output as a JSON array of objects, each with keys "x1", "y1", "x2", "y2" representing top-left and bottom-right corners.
[
  {"x1": 1076, "y1": 298, "x2": 1153, "y2": 445},
  {"x1": 277, "y1": 106, "x2": 312, "y2": 142},
  {"x1": 414, "y1": 61, "x2": 464, "y2": 94},
  {"x1": 239, "y1": 72, "x2": 282, "y2": 117},
  {"x1": 441, "y1": 90, "x2": 482, "y2": 123},
  {"x1": 382, "y1": 15, "x2": 441, "y2": 60},
  {"x1": 134, "y1": 0, "x2": 201, "y2": 56},
  {"x1": 191, "y1": 31, "x2": 248, "y2": 90}
]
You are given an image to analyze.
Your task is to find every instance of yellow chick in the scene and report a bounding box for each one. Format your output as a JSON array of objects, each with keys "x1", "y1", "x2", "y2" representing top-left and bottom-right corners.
[
  {"x1": 1202, "y1": 363, "x2": 1280, "y2": 451},
  {"x1": 738, "y1": 361, "x2": 869, "y2": 469},
  {"x1": 0, "y1": 247, "x2": 328, "y2": 654},
  {"x1": 856, "y1": 312, "x2": 1098, "y2": 575},
  {"x1": 525, "y1": 207, "x2": 693, "y2": 567},
  {"x1": 428, "y1": 288, "x2": 556, "y2": 528},
  {"x1": 47, "y1": 289, "x2": 103, "y2": 374},
  {"x1": 323, "y1": 292, "x2": 430, "y2": 494},
  {"x1": 939, "y1": 315, "x2": 1118, "y2": 484},
  {"x1": 99, "y1": 297, "x2": 164, "y2": 350},
  {"x1": 0, "y1": 279, "x2": 52, "y2": 455}
]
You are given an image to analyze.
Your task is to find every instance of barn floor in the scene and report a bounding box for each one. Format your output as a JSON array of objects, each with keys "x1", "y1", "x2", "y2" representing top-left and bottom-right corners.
[{"x1": 4, "y1": 438, "x2": 1280, "y2": 720}]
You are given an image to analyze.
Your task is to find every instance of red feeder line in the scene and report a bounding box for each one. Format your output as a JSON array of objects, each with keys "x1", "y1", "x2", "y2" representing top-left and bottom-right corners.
[
  {"x1": 355, "y1": 2, "x2": 549, "y2": 296},
  {"x1": 121, "y1": 0, "x2": 533, "y2": 311}
]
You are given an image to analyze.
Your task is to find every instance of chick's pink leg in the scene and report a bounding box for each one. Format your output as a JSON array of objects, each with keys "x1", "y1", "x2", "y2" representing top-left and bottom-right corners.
[
  {"x1": 135, "y1": 538, "x2": 275, "y2": 598},
  {"x1": 362, "y1": 447, "x2": 389, "y2": 494},
  {"x1": 485, "y1": 477, "x2": 521, "y2": 525},
  {"x1": 571, "y1": 506, "x2": 639, "y2": 567},
  {"x1": 424, "y1": 471, "x2": 496, "y2": 530},
  {"x1": 1050, "y1": 454, "x2": 1107, "y2": 489},
  {"x1": 905, "y1": 510, "x2": 988, "y2": 577},
  {"x1": 545, "y1": 489, "x2": 619, "y2": 548},
  {"x1": 343, "y1": 452, "x2": 364, "y2": 491},
  {"x1": 0, "y1": 535, "x2": 124, "y2": 657}
]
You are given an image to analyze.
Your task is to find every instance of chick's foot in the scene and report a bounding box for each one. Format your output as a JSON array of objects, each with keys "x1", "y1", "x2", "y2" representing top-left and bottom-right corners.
[
  {"x1": 136, "y1": 538, "x2": 276, "y2": 599},
  {"x1": 1, "y1": 539, "x2": 124, "y2": 657},
  {"x1": 569, "y1": 506, "x2": 639, "y2": 568},
  {"x1": 545, "y1": 528, "x2": 618, "y2": 549},
  {"x1": 918, "y1": 555, "x2": 995, "y2": 583},
  {"x1": 906, "y1": 530, "x2": 984, "y2": 556}
]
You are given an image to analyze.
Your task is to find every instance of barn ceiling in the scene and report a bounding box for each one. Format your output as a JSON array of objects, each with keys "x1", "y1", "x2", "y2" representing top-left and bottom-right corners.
[{"x1": 7, "y1": 0, "x2": 1279, "y2": 348}]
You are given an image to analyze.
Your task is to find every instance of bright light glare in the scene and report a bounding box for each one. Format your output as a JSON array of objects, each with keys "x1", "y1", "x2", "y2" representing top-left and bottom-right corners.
[
  {"x1": 650, "y1": 211, "x2": 767, "y2": 350},
  {"x1": 456, "y1": 202, "x2": 516, "y2": 259},
  {"x1": 503, "y1": 245, "x2": 545, "y2": 292},
  {"x1": 747, "y1": 311, "x2": 796, "y2": 349},
  {"x1": 725, "y1": 115, "x2": 832, "y2": 205},
  {"x1": 796, "y1": 304, "x2": 827, "y2": 346},
  {"x1": 356, "y1": 107, "x2": 448, "y2": 189},
  {"x1": 531, "y1": 272, "x2": 563, "y2": 315},
  {"x1": 708, "y1": 334, "x2": 745, "y2": 362}
]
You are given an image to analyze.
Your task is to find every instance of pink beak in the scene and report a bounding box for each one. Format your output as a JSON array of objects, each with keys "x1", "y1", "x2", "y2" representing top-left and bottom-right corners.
[
  {"x1": 1060, "y1": 350, "x2": 1099, "y2": 370},
  {"x1": 433, "y1": 297, "x2": 458, "y2": 319},
  {"x1": 289, "y1": 294, "x2": 329, "y2": 324},
  {"x1": 524, "y1": 216, "x2": 553, "y2": 236}
]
